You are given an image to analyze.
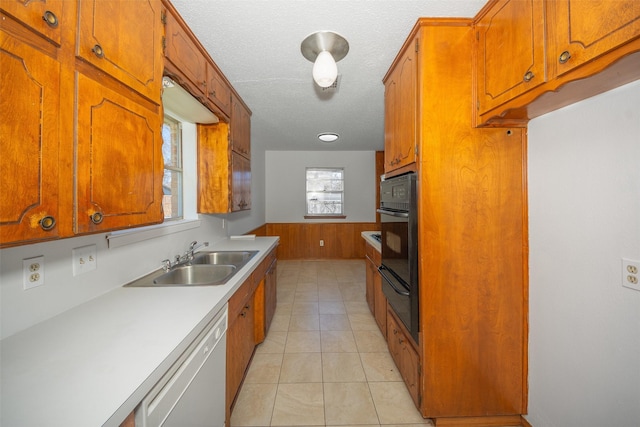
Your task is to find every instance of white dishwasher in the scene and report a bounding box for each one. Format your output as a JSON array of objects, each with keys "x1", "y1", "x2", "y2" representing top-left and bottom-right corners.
[{"x1": 136, "y1": 305, "x2": 227, "y2": 427}]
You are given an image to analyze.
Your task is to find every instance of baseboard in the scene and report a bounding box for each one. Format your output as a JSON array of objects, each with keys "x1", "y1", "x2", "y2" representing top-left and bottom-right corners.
[{"x1": 434, "y1": 415, "x2": 524, "y2": 427}]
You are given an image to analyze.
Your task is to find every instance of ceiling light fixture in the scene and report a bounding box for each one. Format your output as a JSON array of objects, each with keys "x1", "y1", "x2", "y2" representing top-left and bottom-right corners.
[
  {"x1": 318, "y1": 132, "x2": 339, "y2": 143},
  {"x1": 301, "y1": 31, "x2": 349, "y2": 88}
]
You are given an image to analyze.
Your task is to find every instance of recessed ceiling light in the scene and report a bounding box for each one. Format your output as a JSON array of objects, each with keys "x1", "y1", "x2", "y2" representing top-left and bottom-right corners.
[{"x1": 318, "y1": 132, "x2": 339, "y2": 143}]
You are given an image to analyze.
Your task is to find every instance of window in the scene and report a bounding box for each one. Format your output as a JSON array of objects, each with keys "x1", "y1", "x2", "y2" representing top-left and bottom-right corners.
[
  {"x1": 161, "y1": 115, "x2": 183, "y2": 220},
  {"x1": 305, "y1": 167, "x2": 345, "y2": 217}
]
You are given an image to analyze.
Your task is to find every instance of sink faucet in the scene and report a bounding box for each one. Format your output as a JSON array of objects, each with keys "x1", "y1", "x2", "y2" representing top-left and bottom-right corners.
[
  {"x1": 187, "y1": 241, "x2": 209, "y2": 260},
  {"x1": 161, "y1": 241, "x2": 209, "y2": 272}
]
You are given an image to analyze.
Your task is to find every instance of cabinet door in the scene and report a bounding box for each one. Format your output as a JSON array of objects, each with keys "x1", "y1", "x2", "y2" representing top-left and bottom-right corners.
[
  {"x1": 230, "y1": 94, "x2": 251, "y2": 158},
  {"x1": 76, "y1": 0, "x2": 163, "y2": 103},
  {"x1": 476, "y1": 0, "x2": 546, "y2": 114},
  {"x1": 226, "y1": 292, "x2": 255, "y2": 415},
  {"x1": 387, "y1": 311, "x2": 420, "y2": 408},
  {"x1": 164, "y1": 6, "x2": 207, "y2": 102},
  {"x1": 373, "y1": 267, "x2": 387, "y2": 338},
  {"x1": 0, "y1": 31, "x2": 62, "y2": 246},
  {"x1": 0, "y1": 0, "x2": 65, "y2": 46},
  {"x1": 550, "y1": 0, "x2": 640, "y2": 77},
  {"x1": 265, "y1": 259, "x2": 277, "y2": 334},
  {"x1": 384, "y1": 38, "x2": 417, "y2": 173},
  {"x1": 206, "y1": 61, "x2": 231, "y2": 117},
  {"x1": 231, "y1": 152, "x2": 251, "y2": 211},
  {"x1": 365, "y1": 256, "x2": 376, "y2": 315},
  {"x1": 75, "y1": 74, "x2": 164, "y2": 234}
]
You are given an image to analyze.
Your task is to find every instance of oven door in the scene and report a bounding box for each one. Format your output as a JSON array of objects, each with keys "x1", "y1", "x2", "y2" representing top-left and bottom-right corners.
[{"x1": 377, "y1": 207, "x2": 418, "y2": 341}]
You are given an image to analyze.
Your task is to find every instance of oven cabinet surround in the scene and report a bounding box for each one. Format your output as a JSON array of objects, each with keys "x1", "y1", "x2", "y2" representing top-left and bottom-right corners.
[
  {"x1": 0, "y1": 0, "x2": 165, "y2": 248},
  {"x1": 385, "y1": 19, "x2": 528, "y2": 424},
  {"x1": 475, "y1": 0, "x2": 640, "y2": 126}
]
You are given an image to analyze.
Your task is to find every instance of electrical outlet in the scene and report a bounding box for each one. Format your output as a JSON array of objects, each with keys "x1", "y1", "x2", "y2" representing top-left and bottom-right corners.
[
  {"x1": 23, "y1": 256, "x2": 45, "y2": 290},
  {"x1": 72, "y1": 245, "x2": 97, "y2": 276},
  {"x1": 320, "y1": 240, "x2": 324, "y2": 247},
  {"x1": 622, "y1": 258, "x2": 640, "y2": 291}
]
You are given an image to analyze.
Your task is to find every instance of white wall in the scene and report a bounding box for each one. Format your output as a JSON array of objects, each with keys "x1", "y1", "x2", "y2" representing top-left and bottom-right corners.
[
  {"x1": 526, "y1": 80, "x2": 640, "y2": 426},
  {"x1": 265, "y1": 150, "x2": 376, "y2": 223}
]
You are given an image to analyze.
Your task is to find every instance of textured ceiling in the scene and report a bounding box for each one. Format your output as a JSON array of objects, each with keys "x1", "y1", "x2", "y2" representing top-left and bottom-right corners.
[{"x1": 170, "y1": 0, "x2": 486, "y2": 151}]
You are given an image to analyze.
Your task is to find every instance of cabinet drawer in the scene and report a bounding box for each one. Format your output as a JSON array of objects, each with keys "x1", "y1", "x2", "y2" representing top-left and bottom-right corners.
[{"x1": 228, "y1": 275, "x2": 255, "y2": 319}]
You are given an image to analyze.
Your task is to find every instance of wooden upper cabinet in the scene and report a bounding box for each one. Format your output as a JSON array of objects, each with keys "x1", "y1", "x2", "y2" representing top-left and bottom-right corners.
[
  {"x1": 0, "y1": 0, "x2": 65, "y2": 46},
  {"x1": 0, "y1": 30, "x2": 62, "y2": 246},
  {"x1": 76, "y1": 0, "x2": 163, "y2": 103},
  {"x1": 206, "y1": 61, "x2": 231, "y2": 117},
  {"x1": 75, "y1": 73, "x2": 164, "y2": 234},
  {"x1": 163, "y1": 5, "x2": 207, "y2": 102},
  {"x1": 230, "y1": 93, "x2": 251, "y2": 158},
  {"x1": 548, "y1": 0, "x2": 640, "y2": 77},
  {"x1": 383, "y1": 35, "x2": 418, "y2": 175},
  {"x1": 231, "y1": 152, "x2": 251, "y2": 211},
  {"x1": 475, "y1": 0, "x2": 546, "y2": 115}
]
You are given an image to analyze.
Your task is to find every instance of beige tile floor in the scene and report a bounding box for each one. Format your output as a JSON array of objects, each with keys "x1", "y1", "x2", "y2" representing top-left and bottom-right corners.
[{"x1": 230, "y1": 259, "x2": 434, "y2": 427}]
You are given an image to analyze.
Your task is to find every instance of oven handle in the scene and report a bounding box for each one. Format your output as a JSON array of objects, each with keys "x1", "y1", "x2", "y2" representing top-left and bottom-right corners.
[
  {"x1": 376, "y1": 209, "x2": 409, "y2": 218},
  {"x1": 378, "y1": 265, "x2": 410, "y2": 296}
]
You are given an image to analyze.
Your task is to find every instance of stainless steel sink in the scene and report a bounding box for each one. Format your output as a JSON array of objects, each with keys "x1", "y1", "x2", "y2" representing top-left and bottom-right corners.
[
  {"x1": 124, "y1": 250, "x2": 258, "y2": 287},
  {"x1": 191, "y1": 250, "x2": 258, "y2": 266}
]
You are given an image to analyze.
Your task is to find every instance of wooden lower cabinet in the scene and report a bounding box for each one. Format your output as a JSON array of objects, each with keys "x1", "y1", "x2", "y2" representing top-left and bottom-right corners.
[
  {"x1": 264, "y1": 256, "x2": 277, "y2": 334},
  {"x1": 365, "y1": 241, "x2": 386, "y2": 338},
  {"x1": 226, "y1": 276, "x2": 257, "y2": 423},
  {"x1": 387, "y1": 308, "x2": 420, "y2": 408}
]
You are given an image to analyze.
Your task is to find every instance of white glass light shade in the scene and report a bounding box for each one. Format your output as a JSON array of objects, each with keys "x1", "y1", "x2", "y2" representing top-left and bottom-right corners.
[{"x1": 312, "y1": 50, "x2": 338, "y2": 88}]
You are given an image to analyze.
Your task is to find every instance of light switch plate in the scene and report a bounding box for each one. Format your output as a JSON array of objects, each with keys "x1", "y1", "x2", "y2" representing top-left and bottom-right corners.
[{"x1": 72, "y1": 245, "x2": 97, "y2": 276}]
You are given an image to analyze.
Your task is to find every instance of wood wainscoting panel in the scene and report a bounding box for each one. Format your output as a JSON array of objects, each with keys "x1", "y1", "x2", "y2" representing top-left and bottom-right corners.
[{"x1": 266, "y1": 223, "x2": 378, "y2": 259}]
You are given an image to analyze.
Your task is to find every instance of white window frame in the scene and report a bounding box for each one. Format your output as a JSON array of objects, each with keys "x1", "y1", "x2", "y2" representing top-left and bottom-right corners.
[
  {"x1": 305, "y1": 167, "x2": 346, "y2": 218},
  {"x1": 162, "y1": 114, "x2": 184, "y2": 221}
]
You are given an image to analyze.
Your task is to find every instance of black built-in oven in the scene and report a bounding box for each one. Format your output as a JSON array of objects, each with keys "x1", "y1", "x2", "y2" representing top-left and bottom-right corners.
[{"x1": 377, "y1": 173, "x2": 419, "y2": 343}]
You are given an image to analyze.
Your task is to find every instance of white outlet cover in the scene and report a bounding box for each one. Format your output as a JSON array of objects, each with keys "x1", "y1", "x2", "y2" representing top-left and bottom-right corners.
[
  {"x1": 622, "y1": 258, "x2": 640, "y2": 292},
  {"x1": 23, "y1": 256, "x2": 45, "y2": 290}
]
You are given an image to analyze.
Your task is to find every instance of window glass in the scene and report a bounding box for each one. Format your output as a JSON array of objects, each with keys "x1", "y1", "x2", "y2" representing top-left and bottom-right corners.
[
  {"x1": 306, "y1": 168, "x2": 344, "y2": 216},
  {"x1": 162, "y1": 116, "x2": 183, "y2": 220}
]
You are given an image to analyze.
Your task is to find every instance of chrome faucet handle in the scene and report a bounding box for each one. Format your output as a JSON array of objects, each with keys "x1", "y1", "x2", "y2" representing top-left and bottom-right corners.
[{"x1": 161, "y1": 259, "x2": 172, "y2": 272}]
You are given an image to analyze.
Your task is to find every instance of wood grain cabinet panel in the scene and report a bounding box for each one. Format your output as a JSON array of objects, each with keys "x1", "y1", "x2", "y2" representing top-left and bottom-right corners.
[
  {"x1": 77, "y1": 0, "x2": 163, "y2": 103},
  {"x1": 549, "y1": 0, "x2": 640, "y2": 77},
  {"x1": 0, "y1": 30, "x2": 62, "y2": 245},
  {"x1": 206, "y1": 61, "x2": 231, "y2": 117},
  {"x1": 387, "y1": 309, "x2": 420, "y2": 408},
  {"x1": 230, "y1": 93, "x2": 251, "y2": 158},
  {"x1": 75, "y1": 74, "x2": 164, "y2": 234},
  {"x1": 231, "y1": 152, "x2": 251, "y2": 211},
  {"x1": 0, "y1": 0, "x2": 65, "y2": 46},
  {"x1": 475, "y1": 0, "x2": 546, "y2": 115},
  {"x1": 383, "y1": 37, "x2": 418, "y2": 175}
]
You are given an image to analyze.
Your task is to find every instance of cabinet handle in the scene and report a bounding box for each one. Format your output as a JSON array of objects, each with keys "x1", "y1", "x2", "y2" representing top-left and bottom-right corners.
[
  {"x1": 90, "y1": 212, "x2": 104, "y2": 224},
  {"x1": 240, "y1": 310, "x2": 247, "y2": 318},
  {"x1": 209, "y1": 90, "x2": 216, "y2": 98},
  {"x1": 559, "y1": 50, "x2": 571, "y2": 64},
  {"x1": 200, "y1": 80, "x2": 207, "y2": 87},
  {"x1": 523, "y1": 71, "x2": 534, "y2": 82},
  {"x1": 39, "y1": 215, "x2": 56, "y2": 231},
  {"x1": 92, "y1": 44, "x2": 105, "y2": 59},
  {"x1": 42, "y1": 10, "x2": 58, "y2": 28}
]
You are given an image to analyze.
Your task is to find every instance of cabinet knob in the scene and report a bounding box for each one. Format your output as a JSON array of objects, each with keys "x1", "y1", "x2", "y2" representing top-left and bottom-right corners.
[
  {"x1": 92, "y1": 44, "x2": 105, "y2": 59},
  {"x1": 209, "y1": 90, "x2": 216, "y2": 98},
  {"x1": 42, "y1": 10, "x2": 59, "y2": 28},
  {"x1": 559, "y1": 50, "x2": 572, "y2": 64},
  {"x1": 523, "y1": 71, "x2": 534, "y2": 82},
  {"x1": 90, "y1": 212, "x2": 104, "y2": 224},
  {"x1": 39, "y1": 215, "x2": 56, "y2": 231}
]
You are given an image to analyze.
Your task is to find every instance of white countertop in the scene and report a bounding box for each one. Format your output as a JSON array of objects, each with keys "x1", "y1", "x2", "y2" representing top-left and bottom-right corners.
[
  {"x1": 361, "y1": 230, "x2": 381, "y2": 252},
  {"x1": 0, "y1": 236, "x2": 279, "y2": 427}
]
